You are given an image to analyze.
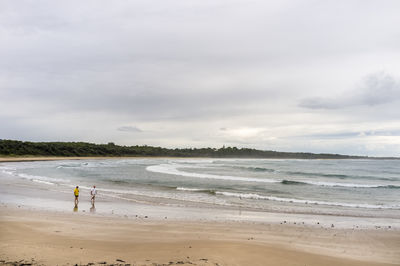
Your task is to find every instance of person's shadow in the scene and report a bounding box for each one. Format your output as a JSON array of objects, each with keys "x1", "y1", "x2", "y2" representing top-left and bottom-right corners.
[
  {"x1": 90, "y1": 203, "x2": 96, "y2": 213},
  {"x1": 73, "y1": 204, "x2": 78, "y2": 212}
]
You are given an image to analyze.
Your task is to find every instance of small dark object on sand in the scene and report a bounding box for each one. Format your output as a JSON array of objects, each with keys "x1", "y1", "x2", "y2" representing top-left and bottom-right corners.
[
  {"x1": 331, "y1": 224, "x2": 334, "y2": 228},
  {"x1": 98, "y1": 262, "x2": 107, "y2": 264},
  {"x1": 116, "y1": 259, "x2": 125, "y2": 262}
]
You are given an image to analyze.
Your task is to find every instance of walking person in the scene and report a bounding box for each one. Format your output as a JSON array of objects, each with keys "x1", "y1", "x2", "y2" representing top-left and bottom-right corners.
[
  {"x1": 74, "y1": 186, "x2": 79, "y2": 206},
  {"x1": 90, "y1": 185, "x2": 97, "y2": 205}
]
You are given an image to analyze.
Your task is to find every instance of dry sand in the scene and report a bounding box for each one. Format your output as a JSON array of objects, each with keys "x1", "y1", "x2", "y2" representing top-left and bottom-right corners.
[
  {"x1": 0, "y1": 206, "x2": 399, "y2": 266},
  {"x1": 0, "y1": 156, "x2": 193, "y2": 163},
  {"x1": 0, "y1": 156, "x2": 140, "y2": 163}
]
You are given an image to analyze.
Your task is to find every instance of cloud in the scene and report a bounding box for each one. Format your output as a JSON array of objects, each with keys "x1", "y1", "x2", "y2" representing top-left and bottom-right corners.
[
  {"x1": 359, "y1": 72, "x2": 400, "y2": 106},
  {"x1": 298, "y1": 97, "x2": 344, "y2": 109},
  {"x1": 299, "y1": 72, "x2": 400, "y2": 109},
  {"x1": 299, "y1": 129, "x2": 400, "y2": 139},
  {"x1": 117, "y1": 126, "x2": 143, "y2": 133},
  {"x1": 1, "y1": 1, "x2": 400, "y2": 156}
]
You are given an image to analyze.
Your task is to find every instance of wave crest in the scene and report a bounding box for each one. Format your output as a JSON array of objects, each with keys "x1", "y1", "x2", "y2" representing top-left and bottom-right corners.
[{"x1": 215, "y1": 191, "x2": 400, "y2": 209}]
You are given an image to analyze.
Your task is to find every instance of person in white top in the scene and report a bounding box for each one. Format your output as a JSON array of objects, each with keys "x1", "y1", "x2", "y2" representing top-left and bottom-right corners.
[{"x1": 90, "y1": 185, "x2": 97, "y2": 205}]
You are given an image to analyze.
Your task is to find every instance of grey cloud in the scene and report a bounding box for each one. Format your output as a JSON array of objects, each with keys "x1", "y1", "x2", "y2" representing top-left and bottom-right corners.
[
  {"x1": 298, "y1": 129, "x2": 400, "y2": 139},
  {"x1": 359, "y1": 73, "x2": 399, "y2": 106},
  {"x1": 298, "y1": 97, "x2": 344, "y2": 110},
  {"x1": 299, "y1": 72, "x2": 400, "y2": 109},
  {"x1": 0, "y1": 65, "x2": 287, "y2": 122},
  {"x1": 117, "y1": 126, "x2": 143, "y2": 133}
]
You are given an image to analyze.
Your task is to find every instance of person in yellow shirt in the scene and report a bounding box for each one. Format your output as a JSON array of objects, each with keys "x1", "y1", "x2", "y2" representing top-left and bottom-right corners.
[{"x1": 74, "y1": 186, "x2": 79, "y2": 206}]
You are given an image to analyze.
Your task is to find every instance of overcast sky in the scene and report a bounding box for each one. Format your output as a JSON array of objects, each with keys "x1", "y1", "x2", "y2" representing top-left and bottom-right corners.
[{"x1": 1, "y1": 0, "x2": 400, "y2": 156}]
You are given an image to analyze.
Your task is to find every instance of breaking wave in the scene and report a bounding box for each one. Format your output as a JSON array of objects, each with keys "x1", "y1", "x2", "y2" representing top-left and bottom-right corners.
[
  {"x1": 147, "y1": 163, "x2": 399, "y2": 189},
  {"x1": 214, "y1": 191, "x2": 400, "y2": 209}
]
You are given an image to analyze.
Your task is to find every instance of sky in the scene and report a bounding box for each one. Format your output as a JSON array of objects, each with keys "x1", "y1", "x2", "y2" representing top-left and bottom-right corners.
[{"x1": 1, "y1": 0, "x2": 400, "y2": 157}]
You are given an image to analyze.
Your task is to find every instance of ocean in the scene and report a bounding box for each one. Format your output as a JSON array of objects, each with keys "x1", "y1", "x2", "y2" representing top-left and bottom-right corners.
[{"x1": 1, "y1": 158, "x2": 399, "y2": 222}]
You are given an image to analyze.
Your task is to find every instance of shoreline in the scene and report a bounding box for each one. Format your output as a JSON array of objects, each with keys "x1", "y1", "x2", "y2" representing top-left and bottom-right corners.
[
  {"x1": 1, "y1": 156, "x2": 399, "y2": 163},
  {"x1": 0, "y1": 156, "x2": 183, "y2": 163},
  {"x1": 1, "y1": 205, "x2": 399, "y2": 266},
  {"x1": 1, "y1": 175, "x2": 399, "y2": 229},
  {"x1": 1, "y1": 158, "x2": 399, "y2": 226}
]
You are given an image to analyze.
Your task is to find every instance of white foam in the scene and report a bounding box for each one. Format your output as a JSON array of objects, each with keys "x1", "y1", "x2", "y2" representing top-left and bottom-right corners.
[
  {"x1": 1, "y1": 169, "x2": 16, "y2": 176},
  {"x1": 0, "y1": 167, "x2": 58, "y2": 186},
  {"x1": 17, "y1": 173, "x2": 69, "y2": 184},
  {"x1": 215, "y1": 191, "x2": 400, "y2": 209},
  {"x1": 0, "y1": 166, "x2": 17, "y2": 176},
  {"x1": 31, "y1": 179, "x2": 55, "y2": 185},
  {"x1": 0, "y1": 166, "x2": 69, "y2": 184},
  {"x1": 146, "y1": 164, "x2": 279, "y2": 183},
  {"x1": 176, "y1": 187, "x2": 207, "y2": 192},
  {"x1": 302, "y1": 180, "x2": 391, "y2": 188},
  {"x1": 169, "y1": 159, "x2": 215, "y2": 164}
]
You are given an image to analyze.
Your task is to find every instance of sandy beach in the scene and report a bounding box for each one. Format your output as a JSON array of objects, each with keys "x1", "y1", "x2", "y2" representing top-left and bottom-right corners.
[
  {"x1": 0, "y1": 156, "x2": 149, "y2": 163},
  {"x1": 0, "y1": 205, "x2": 399, "y2": 266}
]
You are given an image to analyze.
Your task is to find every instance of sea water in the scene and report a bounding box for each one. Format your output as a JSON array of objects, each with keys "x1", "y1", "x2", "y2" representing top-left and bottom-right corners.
[{"x1": 1, "y1": 158, "x2": 399, "y2": 221}]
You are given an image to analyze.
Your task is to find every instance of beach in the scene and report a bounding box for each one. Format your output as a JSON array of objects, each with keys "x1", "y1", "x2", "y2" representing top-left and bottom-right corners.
[
  {"x1": 1, "y1": 205, "x2": 399, "y2": 266},
  {"x1": 0, "y1": 156, "x2": 146, "y2": 163},
  {"x1": 1, "y1": 157, "x2": 400, "y2": 265}
]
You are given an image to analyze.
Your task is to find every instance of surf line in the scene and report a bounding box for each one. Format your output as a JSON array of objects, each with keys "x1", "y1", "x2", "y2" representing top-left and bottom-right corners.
[{"x1": 146, "y1": 164, "x2": 396, "y2": 188}]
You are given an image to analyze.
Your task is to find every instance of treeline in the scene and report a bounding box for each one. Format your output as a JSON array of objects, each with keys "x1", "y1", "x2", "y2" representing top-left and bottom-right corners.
[{"x1": 0, "y1": 139, "x2": 363, "y2": 159}]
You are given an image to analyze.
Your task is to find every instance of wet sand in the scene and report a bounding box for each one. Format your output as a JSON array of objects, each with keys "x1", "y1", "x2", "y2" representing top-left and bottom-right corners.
[{"x1": 0, "y1": 205, "x2": 399, "y2": 266}]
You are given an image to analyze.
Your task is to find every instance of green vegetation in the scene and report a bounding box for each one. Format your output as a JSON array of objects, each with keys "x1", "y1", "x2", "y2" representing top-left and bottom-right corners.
[{"x1": 0, "y1": 139, "x2": 368, "y2": 159}]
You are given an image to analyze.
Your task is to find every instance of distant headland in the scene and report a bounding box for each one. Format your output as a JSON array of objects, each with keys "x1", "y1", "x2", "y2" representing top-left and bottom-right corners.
[{"x1": 0, "y1": 139, "x2": 397, "y2": 159}]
